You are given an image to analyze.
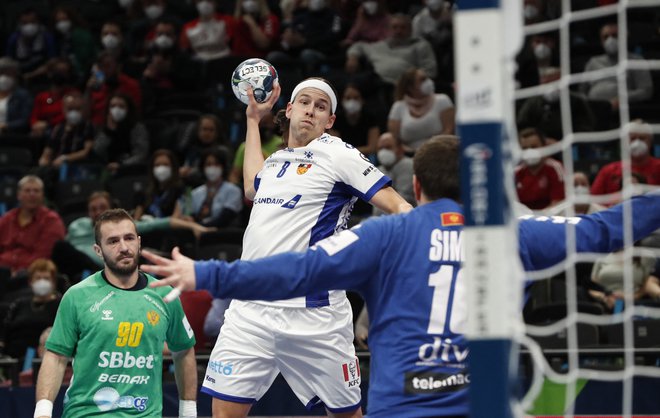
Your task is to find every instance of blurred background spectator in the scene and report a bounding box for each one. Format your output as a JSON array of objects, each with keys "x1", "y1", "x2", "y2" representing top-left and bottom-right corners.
[{"x1": 0, "y1": 58, "x2": 32, "y2": 134}]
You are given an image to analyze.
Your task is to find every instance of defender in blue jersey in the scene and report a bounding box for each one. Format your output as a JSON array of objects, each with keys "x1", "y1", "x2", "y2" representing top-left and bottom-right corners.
[{"x1": 143, "y1": 137, "x2": 660, "y2": 417}]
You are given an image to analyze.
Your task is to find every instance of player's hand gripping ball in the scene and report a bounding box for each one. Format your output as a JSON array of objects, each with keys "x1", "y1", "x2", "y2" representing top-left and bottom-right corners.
[{"x1": 231, "y1": 58, "x2": 278, "y2": 105}]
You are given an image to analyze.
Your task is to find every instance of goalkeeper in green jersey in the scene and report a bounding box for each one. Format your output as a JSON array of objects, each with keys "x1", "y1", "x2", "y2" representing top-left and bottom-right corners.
[{"x1": 34, "y1": 209, "x2": 198, "y2": 418}]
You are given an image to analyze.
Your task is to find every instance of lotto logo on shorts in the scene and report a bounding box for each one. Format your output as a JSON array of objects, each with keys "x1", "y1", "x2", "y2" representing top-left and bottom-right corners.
[{"x1": 342, "y1": 359, "x2": 360, "y2": 387}]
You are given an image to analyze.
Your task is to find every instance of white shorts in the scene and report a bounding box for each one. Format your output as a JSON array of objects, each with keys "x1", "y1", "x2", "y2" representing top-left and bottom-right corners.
[{"x1": 201, "y1": 298, "x2": 362, "y2": 412}]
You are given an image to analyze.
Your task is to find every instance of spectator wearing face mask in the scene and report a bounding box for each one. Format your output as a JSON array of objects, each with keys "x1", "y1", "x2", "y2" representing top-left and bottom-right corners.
[
  {"x1": 522, "y1": 0, "x2": 547, "y2": 25},
  {"x1": 86, "y1": 52, "x2": 142, "y2": 126},
  {"x1": 372, "y1": 132, "x2": 414, "y2": 216},
  {"x1": 98, "y1": 21, "x2": 128, "y2": 64},
  {"x1": 591, "y1": 120, "x2": 660, "y2": 197},
  {"x1": 38, "y1": 92, "x2": 95, "y2": 173},
  {"x1": 127, "y1": 0, "x2": 182, "y2": 73},
  {"x1": 516, "y1": 67, "x2": 595, "y2": 146},
  {"x1": 0, "y1": 57, "x2": 32, "y2": 135},
  {"x1": 30, "y1": 58, "x2": 79, "y2": 139},
  {"x1": 341, "y1": 0, "x2": 391, "y2": 48},
  {"x1": 581, "y1": 22, "x2": 653, "y2": 112},
  {"x1": 328, "y1": 83, "x2": 380, "y2": 157},
  {"x1": 92, "y1": 92, "x2": 149, "y2": 174},
  {"x1": 232, "y1": 0, "x2": 281, "y2": 58},
  {"x1": 548, "y1": 171, "x2": 607, "y2": 216},
  {"x1": 515, "y1": 127, "x2": 565, "y2": 210},
  {"x1": 527, "y1": 32, "x2": 558, "y2": 83},
  {"x1": 141, "y1": 19, "x2": 198, "y2": 115},
  {"x1": 51, "y1": 6, "x2": 97, "y2": 80},
  {"x1": 412, "y1": 0, "x2": 455, "y2": 87},
  {"x1": 175, "y1": 148, "x2": 243, "y2": 228},
  {"x1": 266, "y1": 0, "x2": 344, "y2": 77},
  {"x1": 134, "y1": 149, "x2": 186, "y2": 220},
  {"x1": 178, "y1": 114, "x2": 233, "y2": 186},
  {"x1": 387, "y1": 67, "x2": 454, "y2": 153},
  {"x1": 0, "y1": 259, "x2": 61, "y2": 361},
  {"x1": 5, "y1": 7, "x2": 57, "y2": 80}
]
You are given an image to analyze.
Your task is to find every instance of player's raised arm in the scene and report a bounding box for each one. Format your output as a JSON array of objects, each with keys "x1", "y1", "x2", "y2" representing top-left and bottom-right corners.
[{"x1": 243, "y1": 83, "x2": 281, "y2": 200}]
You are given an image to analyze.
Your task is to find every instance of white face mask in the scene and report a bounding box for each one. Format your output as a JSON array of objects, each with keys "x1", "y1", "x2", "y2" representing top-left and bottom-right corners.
[
  {"x1": 21, "y1": 23, "x2": 39, "y2": 37},
  {"x1": 524, "y1": 4, "x2": 539, "y2": 20},
  {"x1": 523, "y1": 151, "x2": 542, "y2": 167},
  {"x1": 110, "y1": 106, "x2": 127, "y2": 122},
  {"x1": 377, "y1": 149, "x2": 397, "y2": 168},
  {"x1": 66, "y1": 110, "x2": 82, "y2": 125},
  {"x1": 363, "y1": 1, "x2": 378, "y2": 15},
  {"x1": 574, "y1": 185, "x2": 590, "y2": 196},
  {"x1": 144, "y1": 5, "x2": 164, "y2": 20},
  {"x1": 419, "y1": 78, "x2": 435, "y2": 96},
  {"x1": 102, "y1": 34, "x2": 120, "y2": 49},
  {"x1": 118, "y1": 0, "x2": 134, "y2": 8},
  {"x1": 205, "y1": 166, "x2": 223, "y2": 182},
  {"x1": 0, "y1": 75, "x2": 15, "y2": 92},
  {"x1": 342, "y1": 99, "x2": 362, "y2": 114},
  {"x1": 543, "y1": 89, "x2": 559, "y2": 103},
  {"x1": 56, "y1": 20, "x2": 72, "y2": 34},
  {"x1": 308, "y1": 0, "x2": 325, "y2": 12},
  {"x1": 197, "y1": 1, "x2": 214, "y2": 17},
  {"x1": 427, "y1": 0, "x2": 443, "y2": 12},
  {"x1": 534, "y1": 43, "x2": 551, "y2": 60},
  {"x1": 154, "y1": 34, "x2": 174, "y2": 49},
  {"x1": 603, "y1": 36, "x2": 618, "y2": 56},
  {"x1": 630, "y1": 138, "x2": 649, "y2": 158},
  {"x1": 153, "y1": 165, "x2": 172, "y2": 182},
  {"x1": 31, "y1": 279, "x2": 53, "y2": 297},
  {"x1": 242, "y1": 0, "x2": 259, "y2": 14}
]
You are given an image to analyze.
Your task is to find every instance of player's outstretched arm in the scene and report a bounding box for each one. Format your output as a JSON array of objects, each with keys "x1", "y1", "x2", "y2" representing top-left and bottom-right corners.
[
  {"x1": 520, "y1": 192, "x2": 660, "y2": 271},
  {"x1": 243, "y1": 82, "x2": 281, "y2": 200},
  {"x1": 172, "y1": 347, "x2": 197, "y2": 418},
  {"x1": 142, "y1": 247, "x2": 197, "y2": 303},
  {"x1": 34, "y1": 350, "x2": 69, "y2": 418},
  {"x1": 369, "y1": 186, "x2": 413, "y2": 214}
]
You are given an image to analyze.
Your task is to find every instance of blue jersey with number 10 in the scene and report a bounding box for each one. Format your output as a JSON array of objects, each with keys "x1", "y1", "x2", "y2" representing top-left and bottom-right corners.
[{"x1": 195, "y1": 193, "x2": 660, "y2": 417}]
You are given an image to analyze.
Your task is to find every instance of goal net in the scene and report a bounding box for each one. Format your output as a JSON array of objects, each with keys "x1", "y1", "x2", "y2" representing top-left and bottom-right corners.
[{"x1": 456, "y1": 1, "x2": 660, "y2": 417}]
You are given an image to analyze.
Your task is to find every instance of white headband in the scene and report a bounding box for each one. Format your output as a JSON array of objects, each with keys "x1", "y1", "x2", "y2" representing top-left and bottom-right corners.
[{"x1": 290, "y1": 79, "x2": 337, "y2": 114}]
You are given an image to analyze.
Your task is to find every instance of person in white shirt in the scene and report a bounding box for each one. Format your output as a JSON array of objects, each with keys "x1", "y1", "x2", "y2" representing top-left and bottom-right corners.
[{"x1": 196, "y1": 77, "x2": 411, "y2": 418}]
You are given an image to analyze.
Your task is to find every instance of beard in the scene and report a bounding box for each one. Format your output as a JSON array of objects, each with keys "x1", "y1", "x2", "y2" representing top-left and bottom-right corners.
[{"x1": 103, "y1": 249, "x2": 139, "y2": 277}]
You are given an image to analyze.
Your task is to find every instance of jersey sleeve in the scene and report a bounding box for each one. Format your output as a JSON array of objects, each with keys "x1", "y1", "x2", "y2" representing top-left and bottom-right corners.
[
  {"x1": 195, "y1": 216, "x2": 391, "y2": 300},
  {"x1": 164, "y1": 297, "x2": 196, "y2": 353},
  {"x1": 519, "y1": 192, "x2": 660, "y2": 271},
  {"x1": 332, "y1": 142, "x2": 391, "y2": 201},
  {"x1": 45, "y1": 291, "x2": 80, "y2": 357}
]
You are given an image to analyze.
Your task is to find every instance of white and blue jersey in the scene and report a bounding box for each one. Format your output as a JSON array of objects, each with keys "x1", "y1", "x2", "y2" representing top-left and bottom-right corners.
[
  {"x1": 195, "y1": 193, "x2": 660, "y2": 417},
  {"x1": 242, "y1": 133, "x2": 391, "y2": 308}
]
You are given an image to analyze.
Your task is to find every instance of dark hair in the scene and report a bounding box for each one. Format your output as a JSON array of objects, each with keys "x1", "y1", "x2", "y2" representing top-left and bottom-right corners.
[
  {"x1": 274, "y1": 109, "x2": 289, "y2": 147},
  {"x1": 414, "y1": 135, "x2": 460, "y2": 201},
  {"x1": 394, "y1": 67, "x2": 419, "y2": 101},
  {"x1": 88, "y1": 190, "x2": 112, "y2": 206},
  {"x1": 199, "y1": 147, "x2": 228, "y2": 177},
  {"x1": 53, "y1": 4, "x2": 86, "y2": 28},
  {"x1": 94, "y1": 208, "x2": 135, "y2": 245}
]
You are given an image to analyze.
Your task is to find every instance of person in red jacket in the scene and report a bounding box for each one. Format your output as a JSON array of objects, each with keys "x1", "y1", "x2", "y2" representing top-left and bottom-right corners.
[
  {"x1": 591, "y1": 120, "x2": 660, "y2": 200},
  {"x1": 0, "y1": 175, "x2": 65, "y2": 275},
  {"x1": 85, "y1": 51, "x2": 142, "y2": 126}
]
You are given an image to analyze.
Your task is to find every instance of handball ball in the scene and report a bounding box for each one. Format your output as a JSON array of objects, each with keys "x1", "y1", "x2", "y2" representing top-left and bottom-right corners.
[{"x1": 231, "y1": 58, "x2": 278, "y2": 105}]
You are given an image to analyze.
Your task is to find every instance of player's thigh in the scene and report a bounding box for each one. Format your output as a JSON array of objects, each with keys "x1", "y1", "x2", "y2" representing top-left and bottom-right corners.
[
  {"x1": 277, "y1": 299, "x2": 362, "y2": 410},
  {"x1": 212, "y1": 398, "x2": 252, "y2": 418},
  {"x1": 203, "y1": 301, "x2": 280, "y2": 401},
  {"x1": 327, "y1": 409, "x2": 363, "y2": 418}
]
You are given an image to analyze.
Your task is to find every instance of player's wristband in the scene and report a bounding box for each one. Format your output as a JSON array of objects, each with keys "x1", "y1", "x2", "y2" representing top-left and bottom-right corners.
[
  {"x1": 34, "y1": 399, "x2": 53, "y2": 418},
  {"x1": 179, "y1": 399, "x2": 197, "y2": 418}
]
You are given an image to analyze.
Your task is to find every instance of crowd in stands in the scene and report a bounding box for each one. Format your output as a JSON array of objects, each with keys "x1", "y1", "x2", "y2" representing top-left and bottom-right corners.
[{"x1": 0, "y1": 0, "x2": 659, "y2": 383}]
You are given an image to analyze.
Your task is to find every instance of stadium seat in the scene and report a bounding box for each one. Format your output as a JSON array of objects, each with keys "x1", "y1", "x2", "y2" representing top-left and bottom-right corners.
[
  {"x1": 140, "y1": 228, "x2": 197, "y2": 259},
  {"x1": 55, "y1": 179, "x2": 103, "y2": 214},
  {"x1": 0, "y1": 147, "x2": 33, "y2": 168}
]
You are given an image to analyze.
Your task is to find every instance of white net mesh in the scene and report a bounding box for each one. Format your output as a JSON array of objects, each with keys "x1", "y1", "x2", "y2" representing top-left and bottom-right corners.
[{"x1": 513, "y1": 1, "x2": 660, "y2": 417}]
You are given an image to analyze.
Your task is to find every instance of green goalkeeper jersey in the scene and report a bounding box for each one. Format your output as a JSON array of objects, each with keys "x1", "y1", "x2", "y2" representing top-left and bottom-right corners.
[{"x1": 46, "y1": 271, "x2": 196, "y2": 417}]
